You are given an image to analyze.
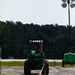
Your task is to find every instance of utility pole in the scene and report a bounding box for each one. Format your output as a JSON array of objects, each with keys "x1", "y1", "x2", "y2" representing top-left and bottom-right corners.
[{"x1": 61, "y1": 0, "x2": 75, "y2": 52}]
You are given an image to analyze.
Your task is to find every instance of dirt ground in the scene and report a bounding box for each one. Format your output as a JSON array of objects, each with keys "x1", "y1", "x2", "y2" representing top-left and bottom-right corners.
[{"x1": 1, "y1": 66, "x2": 75, "y2": 75}]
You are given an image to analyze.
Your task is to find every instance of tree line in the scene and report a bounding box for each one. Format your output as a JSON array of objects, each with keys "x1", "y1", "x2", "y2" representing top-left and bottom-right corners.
[{"x1": 0, "y1": 21, "x2": 75, "y2": 59}]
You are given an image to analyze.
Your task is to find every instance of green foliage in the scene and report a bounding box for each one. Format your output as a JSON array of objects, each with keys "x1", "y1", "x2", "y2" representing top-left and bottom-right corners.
[{"x1": 0, "y1": 21, "x2": 75, "y2": 59}]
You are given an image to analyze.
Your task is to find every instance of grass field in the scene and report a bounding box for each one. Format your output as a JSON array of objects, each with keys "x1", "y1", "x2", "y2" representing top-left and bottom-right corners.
[
  {"x1": 1, "y1": 60, "x2": 62, "y2": 66},
  {"x1": 0, "y1": 61, "x2": 75, "y2": 67},
  {"x1": 1, "y1": 61, "x2": 24, "y2": 66}
]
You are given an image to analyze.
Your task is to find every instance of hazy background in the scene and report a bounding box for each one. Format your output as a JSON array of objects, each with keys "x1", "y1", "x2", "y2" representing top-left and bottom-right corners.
[{"x1": 0, "y1": 0, "x2": 75, "y2": 26}]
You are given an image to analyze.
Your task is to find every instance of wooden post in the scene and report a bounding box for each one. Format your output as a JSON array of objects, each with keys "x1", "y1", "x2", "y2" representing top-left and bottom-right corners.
[{"x1": 54, "y1": 60, "x2": 56, "y2": 67}]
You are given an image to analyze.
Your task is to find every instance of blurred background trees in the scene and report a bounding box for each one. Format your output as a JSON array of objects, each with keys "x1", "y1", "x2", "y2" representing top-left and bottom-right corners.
[{"x1": 0, "y1": 21, "x2": 75, "y2": 59}]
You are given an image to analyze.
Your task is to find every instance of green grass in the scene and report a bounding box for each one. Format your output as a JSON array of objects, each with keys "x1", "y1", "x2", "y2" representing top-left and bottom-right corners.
[
  {"x1": 1, "y1": 61, "x2": 62, "y2": 66},
  {"x1": 1, "y1": 61, "x2": 75, "y2": 67},
  {"x1": 1, "y1": 61, "x2": 24, "y2": 66},
  {"x1": 48, "y1": 61, "x2": 62, "y2": 66}
]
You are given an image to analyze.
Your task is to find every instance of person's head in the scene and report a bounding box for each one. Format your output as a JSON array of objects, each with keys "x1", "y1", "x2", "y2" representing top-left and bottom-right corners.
[{"x1": 35, "y1": 43, "x2": 42, "y2": 51}]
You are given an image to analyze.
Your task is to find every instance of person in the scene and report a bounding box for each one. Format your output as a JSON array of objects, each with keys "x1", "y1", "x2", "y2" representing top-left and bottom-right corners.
[{"x1": 34, "y1": 43, "x2": 42, "y2": 51}]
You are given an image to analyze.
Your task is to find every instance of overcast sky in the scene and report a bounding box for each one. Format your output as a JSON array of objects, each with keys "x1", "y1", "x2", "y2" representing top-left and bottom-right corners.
[{"x1": 0, "y1": 0, "x2": 75, "y2": 26}]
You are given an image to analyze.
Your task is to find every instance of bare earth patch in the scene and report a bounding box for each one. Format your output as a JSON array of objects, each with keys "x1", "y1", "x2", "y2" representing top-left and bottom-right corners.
[{"x1": 1, "y1": 66, "x2": 75, "y2": 75}]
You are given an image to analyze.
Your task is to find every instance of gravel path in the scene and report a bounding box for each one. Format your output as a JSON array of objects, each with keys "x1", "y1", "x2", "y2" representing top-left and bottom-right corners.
[{"x1": 1, "y1": 66, "x2": 75, "y2": 75}]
